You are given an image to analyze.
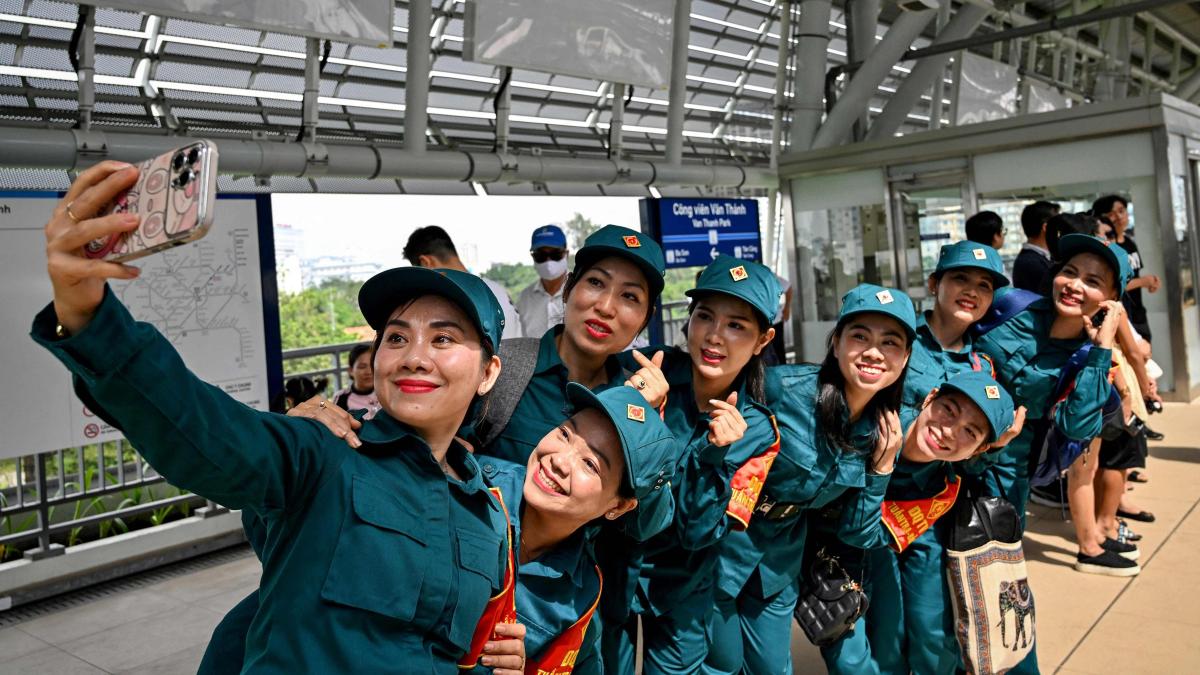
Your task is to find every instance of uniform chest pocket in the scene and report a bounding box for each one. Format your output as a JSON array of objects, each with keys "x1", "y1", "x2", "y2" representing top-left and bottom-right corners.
[
  {"x1": 320, "y1": 476, "x2": 428, "y2": 623},
  {"x1": 448, "y1": 528, "x2": 506, "y2": 650},
  {"x1": 764, "y1": 443, "x2": 820, "y2": 503}
]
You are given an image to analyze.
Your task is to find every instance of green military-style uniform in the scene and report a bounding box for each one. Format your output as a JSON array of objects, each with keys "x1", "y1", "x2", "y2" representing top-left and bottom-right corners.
[
  {"x1": 823, "y1": 244, "x2": 1013, "y2": 675},
  {"x1": 973, "y1": 234, "x2": 1131, "y2": 520},
  {"x1": 478, "y1": 224, "x2": 667, "y2": 467},
  {"x1": 603, "y1": 256, "x2": 783, "y2": 675},
  {"x1": 472, "y1": 382, "x2": 678, "y2": 675},
  {"x1": 972, "y1": 235, "x2": 1129, "y2": 675},
  {"x1": 822, "y1": 372, "x2": 1016, "y2": 675},
  {"x1": 35, "y1": 268, "x2": 512, "y2": 673},
  {"x1": 902, "y1": 241, "x2": 1009, "y2": 411},
  {"x1": 704, "y1": 285, "x2": 916, "y2": 675}
]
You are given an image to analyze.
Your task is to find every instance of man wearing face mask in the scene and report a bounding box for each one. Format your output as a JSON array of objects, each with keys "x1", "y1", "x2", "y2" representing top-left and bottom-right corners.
[{"x1": 516, "y1": 225, "x2": 570, "y2": 338}]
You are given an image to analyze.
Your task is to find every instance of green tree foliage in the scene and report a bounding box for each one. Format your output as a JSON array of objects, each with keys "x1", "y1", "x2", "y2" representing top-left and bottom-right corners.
[
  {"x1": 278, "y1": 278, "x2": 367, "y2": 377},
  {"x1": 482, "y1": 261, "x2": 539, "y2": 300},
  {"x1": 564, "y1": 212, "x2": 601, "y2": 255}
]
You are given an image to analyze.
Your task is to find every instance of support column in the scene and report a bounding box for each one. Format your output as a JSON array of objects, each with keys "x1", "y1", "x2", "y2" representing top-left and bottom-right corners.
[
  {"x1": 812, "y1": 6, "x2": 937, "y2": 149},
  {"x1": 495, "y1": 67, "x2": 512, "y2": 153},
  {"x1": 847, "y1": 0, "x2": 881, "y2": 139},
  {"x1": 788, "y1": 0, "x2": 832, "y2": 151},
  {"x1": 405, "y1": 0, "x2": 432, "y2": 153},
  {"x1": 868, "y1": 3, "x2": 988, "y2": 140},
  {"x1": 301, "y1": 38, "x2": 320, "y2": 141},
  {"x1": 609, "y1": 83, "x2": 625, "y2": 159},
  {"x1": 666, "y1": 0, "x2": 692, "y2": 165},
  {"x1": 770, "y1": 1, "x2": 792, "y2": 168},
  {"x1": 76, "y1": 7, "x2": 95, "y2": 131}
]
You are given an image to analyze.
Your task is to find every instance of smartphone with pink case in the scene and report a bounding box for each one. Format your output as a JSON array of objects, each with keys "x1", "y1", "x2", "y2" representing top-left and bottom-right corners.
[{"x1": 83, "y1": 140, "x2": 219, "y2": 262}]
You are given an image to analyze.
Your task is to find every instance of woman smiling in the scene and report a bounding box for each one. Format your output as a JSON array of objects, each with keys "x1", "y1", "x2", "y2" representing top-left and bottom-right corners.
[
  {"x1": 33, "y1": 162, "x2": 524, "y2": 674},
  {"x1": 704, "y1": 284, "x2": 915, "y2": 675},
  {"x1": 601, "y1": 256, "x2": 782, "y2": 674}
]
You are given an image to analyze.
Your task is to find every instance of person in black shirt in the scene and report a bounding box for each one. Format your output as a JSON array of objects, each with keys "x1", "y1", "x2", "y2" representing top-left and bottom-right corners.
[
  {"x1": 1012, "y1": 200, "x2": 1058, "y2": 293},
  {"x1": 1093, "y1": 195, "x2": 1160, "y2": 342}
]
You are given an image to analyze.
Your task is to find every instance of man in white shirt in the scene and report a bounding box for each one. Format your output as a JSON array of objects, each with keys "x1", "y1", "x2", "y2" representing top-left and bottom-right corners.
[
  {"x1": 514, "y1": 224, "x2": 568, "y2": 339},
  {"x1": 402, "y1": 225, "x2": 523, "y2": 339}
]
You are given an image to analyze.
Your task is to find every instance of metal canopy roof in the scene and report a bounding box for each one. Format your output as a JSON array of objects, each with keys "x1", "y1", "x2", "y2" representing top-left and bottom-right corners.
[{"x1": 2, "y1": 1, "x2": 1199, "y2": 194}]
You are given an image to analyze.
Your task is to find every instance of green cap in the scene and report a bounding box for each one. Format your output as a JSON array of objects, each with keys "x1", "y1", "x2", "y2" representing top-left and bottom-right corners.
[
  {"x1": 934, "y1": 240, "x2": 1010, "y2": 288},
  {"x1": 685, "y1": 254, "x2": 782, "y2": 326},
  {"x1": 574, "y1": 225, "x2": 667, "y2": 299},
  {"x1": 1057, "y1": 233, "x2": 1132, "y2": 299},
  {"x1": 565, "y1": 382, "x2": 676, "y2": 541},
  {"x1": 837, "y1": 284, "x2": 917, "y2": 340},
  {"x1": 358, "y1": 267, "x2": 506, "y2": 348},
  {"x1": 937, "y1": 371, "x2": 1015, "y2": 443}
]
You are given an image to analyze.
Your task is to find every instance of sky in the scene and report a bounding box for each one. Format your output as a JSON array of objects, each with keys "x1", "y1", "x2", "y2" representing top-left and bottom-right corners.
[{"x1": 270, "y1": 193, "x2": 643, "y2": 272}]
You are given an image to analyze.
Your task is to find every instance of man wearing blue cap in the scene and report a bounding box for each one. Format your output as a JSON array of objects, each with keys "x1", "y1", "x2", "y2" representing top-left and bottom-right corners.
[{"x1": 516, "y1": 224, "x2": 570, "y2": 339}]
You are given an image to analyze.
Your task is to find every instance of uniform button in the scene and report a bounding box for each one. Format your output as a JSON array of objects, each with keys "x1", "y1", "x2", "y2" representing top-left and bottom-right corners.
[{"x1": 483, "y1": 464, "x2": 496, "y2": 476}]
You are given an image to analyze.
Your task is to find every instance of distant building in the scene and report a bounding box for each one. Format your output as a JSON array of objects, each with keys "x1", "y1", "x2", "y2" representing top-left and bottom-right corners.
[
  {"x1": 304, "y1": 257, "x2": 384, "y2": 288},
  {"x1": 274, "y1": 223, "x2": 306, "y2": 294}
]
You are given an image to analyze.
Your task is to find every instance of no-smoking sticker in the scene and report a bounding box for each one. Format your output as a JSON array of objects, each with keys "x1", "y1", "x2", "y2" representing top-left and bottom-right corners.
[{"x1": 83, "y1": 423, "x2": 99, "y2": 439}]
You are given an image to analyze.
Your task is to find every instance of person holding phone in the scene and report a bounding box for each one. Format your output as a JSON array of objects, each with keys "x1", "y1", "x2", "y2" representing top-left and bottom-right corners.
[
  {"x1": 34, "y1": 162, "x2": 526, "y2": 674},
  {"x1": 703, "y1": 284, "x2": 914, "y2": 675},
  {"x1": 971, "y1": 233, "x2": 1131, "y2": 675},
  {"x1": 599, "y1": 256, "x2": 782, "y2": 674}
]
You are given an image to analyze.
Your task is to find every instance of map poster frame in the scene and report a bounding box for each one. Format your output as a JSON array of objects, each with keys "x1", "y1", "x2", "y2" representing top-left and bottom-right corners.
[
  {"x1": 60, "y1": 0, "x2": 394, "y2": 48},
  {"x1": 0, "y1": 192, "x2": 281, "y2": 459}
]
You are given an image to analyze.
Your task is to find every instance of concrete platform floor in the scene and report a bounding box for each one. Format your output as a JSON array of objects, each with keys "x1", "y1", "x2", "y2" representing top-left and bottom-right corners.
[{"x1": 1, "y1": 402, "x2": 1196, "y2": 674}]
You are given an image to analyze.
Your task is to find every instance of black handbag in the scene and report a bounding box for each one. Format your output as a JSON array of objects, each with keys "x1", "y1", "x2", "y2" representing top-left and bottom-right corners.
[
  {"x1": 946, "y1": 489, "x2": 1023, "y2": 550},
  {"x1": 793, "y1": 547, "x2": 868, "y2": 647}
]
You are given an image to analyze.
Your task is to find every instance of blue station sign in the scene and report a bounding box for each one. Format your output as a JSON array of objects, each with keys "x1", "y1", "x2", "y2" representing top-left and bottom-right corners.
[{"x1": 640, "y1": 198, "x2": 761, "y2": 269}]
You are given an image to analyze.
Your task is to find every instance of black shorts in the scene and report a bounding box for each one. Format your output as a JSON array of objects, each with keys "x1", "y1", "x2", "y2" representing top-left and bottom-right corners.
[{"x1": 1100, "y1": 431, "x2": 1144, "y2": 470}]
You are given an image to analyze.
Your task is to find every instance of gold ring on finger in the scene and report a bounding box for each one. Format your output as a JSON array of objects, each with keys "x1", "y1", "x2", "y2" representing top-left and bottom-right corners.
[
  {"x1": 318, "y1": 399, "x2": 327, "y2": 409},
  {"x1": 65, "y1": 201, "x2": 81, "y2": 223},
  {"x1": 637, "y1": 379, "x2": 647, "y2": 390}
]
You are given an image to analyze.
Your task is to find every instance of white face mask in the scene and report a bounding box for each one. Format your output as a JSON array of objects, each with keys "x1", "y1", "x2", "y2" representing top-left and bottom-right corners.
[{"x1": 535, "y1": 257, "x2": 568, "y2": 281}]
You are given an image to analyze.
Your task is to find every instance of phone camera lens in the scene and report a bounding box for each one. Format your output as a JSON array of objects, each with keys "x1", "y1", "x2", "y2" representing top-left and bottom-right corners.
[
  {"x1": 187, "y1": 148, "x2": 200, "y2": 165},
  {"x1": 175, "y1": 169, "x2": 194, "y2": 187},
  {"x1": 172, "y1": 153, "x2": 186, "y2": 171}
]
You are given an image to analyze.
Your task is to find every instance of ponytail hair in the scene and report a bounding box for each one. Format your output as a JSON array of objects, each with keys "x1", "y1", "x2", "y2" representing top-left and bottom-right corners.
[{"x1": 817, "y1": 322, "x2": 909, "y2": 455}]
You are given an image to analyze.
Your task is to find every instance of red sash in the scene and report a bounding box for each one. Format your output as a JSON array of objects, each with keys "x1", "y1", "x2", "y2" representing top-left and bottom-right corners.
[
  {"x1": 525, "y1": 566, "x2": 603, "y2": 675},
  {"x1": 458, "y1": 487, "x2": 518, "y2": 669},
  {"x1": 725, "y1": 415, "x2": 781, "y2": 530},
  {"x1": 881, "y1": 476, "x2": 961, "y2": 553}
]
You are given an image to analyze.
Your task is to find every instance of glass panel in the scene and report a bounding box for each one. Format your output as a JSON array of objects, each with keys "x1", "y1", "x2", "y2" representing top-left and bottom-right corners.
[
  {"x1": 893, "y1": 184, "x2": 965, "y2": 308},
  {"x1": 794, "y1": 204, "x2": 893, "y2": 360}
]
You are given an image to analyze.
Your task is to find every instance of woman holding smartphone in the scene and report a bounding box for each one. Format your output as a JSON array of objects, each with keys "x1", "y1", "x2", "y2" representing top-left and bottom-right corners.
[
  {"x1": 35, "y1": 162, "x2": 525, "y2": 674},
  {"x1": 703, "y1": 284, "x2": 915, "y2": 675},
  {"x1": 972, "y1": 233, "x2": 1131, "y2": 675},
  {"x1": 600, "y1": 256, "x2": 782, "y2": 674}
]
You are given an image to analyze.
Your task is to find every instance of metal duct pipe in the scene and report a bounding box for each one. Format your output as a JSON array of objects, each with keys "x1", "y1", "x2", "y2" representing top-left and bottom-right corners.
[
  {"x1": 788, "y1": 0, "x2": 832, "y2": 150},
  {"x1": 666, "y1": 0, "x2": 692, "y2": 165},
  {"x1": 867, "y1": 3, "x2": 990, "y2": 140},
  {"x1": 404, "y1": 0, "x2": 432, "y2": 153},
  {"x1": 957, "y1": 0, "x2": 1176, "y2": 91},
  {"x1": 811, "y1": 7, "x2": 937, "y2": 149},
  {"x1": 0, "y1": 127, "x2": 772, "y2": 189},
  {"x1": 769, "y1": 0, "x2": 792, "y2": 169}
]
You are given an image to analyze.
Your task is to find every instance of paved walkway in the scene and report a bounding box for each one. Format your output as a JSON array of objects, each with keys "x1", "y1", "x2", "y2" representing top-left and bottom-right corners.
[{"x1": 0, "y1": 404, "x2": 1196, "y2": 674}]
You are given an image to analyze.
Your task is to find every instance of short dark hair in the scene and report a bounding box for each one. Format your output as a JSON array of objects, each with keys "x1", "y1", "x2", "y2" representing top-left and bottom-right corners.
[
  {"x1": 965, "y1": 211, "x2": 1004, "y2": 245},
  {"x1": 403, "y1": 226, "x2": 459, "y2": 264},
  {"x1": 1091, "y1": 195, "x2": 1128, "y2": 218},
  {"x1": 1020, "y1": 201, "x2": 1058, "y2": 238},
  {"x1": 1045, "y1": 212, "x2": 1093, "y2": 261},
  {"x1": 348, "y1": 344, "x2": 372, "y2": 368}
]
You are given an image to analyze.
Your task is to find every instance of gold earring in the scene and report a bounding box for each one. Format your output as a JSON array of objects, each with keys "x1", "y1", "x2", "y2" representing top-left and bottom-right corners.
[{"x1": 606, "y1": 512, "x2": 617, "y2": 520}]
